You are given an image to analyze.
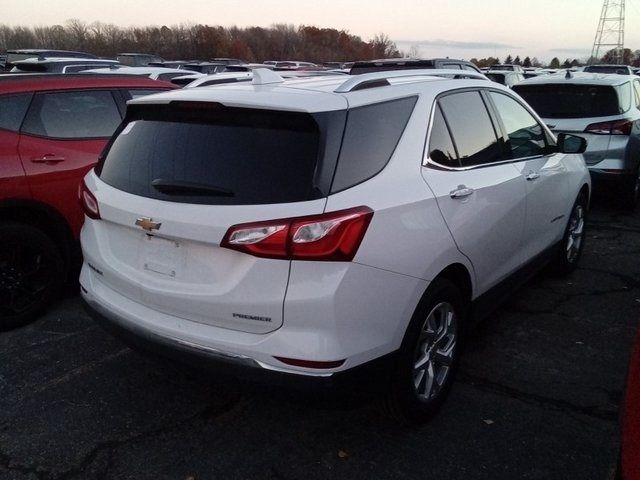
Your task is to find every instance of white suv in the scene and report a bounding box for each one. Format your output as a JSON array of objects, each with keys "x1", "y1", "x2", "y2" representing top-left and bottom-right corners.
[{"x1": 80, "y1": 69, "x2": 591, "y2": 422}]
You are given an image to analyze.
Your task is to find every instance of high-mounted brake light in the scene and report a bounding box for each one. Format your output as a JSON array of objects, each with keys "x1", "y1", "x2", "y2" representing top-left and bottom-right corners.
[
  {"x1": 78, "y1": 179, "x2": 101, "y2": 220},
  {"x1": 221, "y1": 206, "x2": 374, "y2": 261},
  {"x1": 585, "y1": 119, "x2": 633, "y2": 135}
]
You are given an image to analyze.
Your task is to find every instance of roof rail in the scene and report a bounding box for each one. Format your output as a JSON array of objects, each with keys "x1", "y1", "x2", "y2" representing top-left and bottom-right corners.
[{"x1": 334, "y1": 69, "x2": 487, "y2": 93}]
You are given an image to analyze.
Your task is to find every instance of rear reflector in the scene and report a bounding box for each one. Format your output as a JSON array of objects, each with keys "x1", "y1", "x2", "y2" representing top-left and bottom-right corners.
[
  {"x1": 585, "y1": 119, "x2": 633, "y2": 135},
  {"x1": 274, "y1": 356, "x2": 346, "y2": 369},
  {"x1": 221, "y1": 206, "x2": 373, "y2": 261},
  {"x1": 78, "y1": 179, "x2": 101, "y2": 220}
]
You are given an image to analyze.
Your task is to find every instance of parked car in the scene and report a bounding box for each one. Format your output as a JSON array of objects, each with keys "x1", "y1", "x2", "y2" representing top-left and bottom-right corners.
[
  {"x1": 80, "y1": 66, "x2": 201, "y2": 82},
  {"x1": 79, "y1": 68, "x2": 590, "y2": 423},
  {"x1": 10, "y1": 58, "x2": 120, "y2": 73},
  {"x1": 583, "y1": 64, "x2": 634, "y2": 75},
  {"x1": 148, "y1": 61, "x2": 190, "y2": 69},
  {"x1": 513, "y1": 72, "x2": 640, "y2": 209},
  {"x1": 180, "y1": 62, "x2": 230, "y2": 74},
  {"x1": 4, "y1": 49, "x2": 96, "y2": 70},
  {"x1": 0, "y1": 74, "x2": 176, "y2": 330},
  {"x1": 210, "y1": 58, "x2": 247, "y2": 65},
  {"x1": 490, "y1": 64, "x2": 525, "y2": 73},
  {"x1": 485, "y1": 70, "x2": 525, "y2": 88},
  {"x1": 272, "y1": 61, "x2": 320, "y2": 70},
  {"x1": 350, "y1": 58, "x2": 482, "y2": 75},
  {"x1": 116, "y1": 53, "x2": 164, "y2": 67}
]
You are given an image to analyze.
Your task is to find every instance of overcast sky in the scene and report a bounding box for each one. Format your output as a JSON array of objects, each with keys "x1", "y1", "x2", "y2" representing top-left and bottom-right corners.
[{"x1": 2, "y1": 0, "x2": 638, "y2": 61}]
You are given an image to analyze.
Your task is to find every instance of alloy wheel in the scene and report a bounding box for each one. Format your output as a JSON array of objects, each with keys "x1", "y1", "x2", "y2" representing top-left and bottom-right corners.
[{"x1": 566, "y1": 203, "x2": 585, "y2": 263}]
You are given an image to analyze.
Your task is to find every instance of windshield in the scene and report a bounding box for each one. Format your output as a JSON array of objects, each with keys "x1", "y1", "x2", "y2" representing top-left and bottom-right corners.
[{"x1": 513, "y1": 83, "x2": 630, "y2": 118}]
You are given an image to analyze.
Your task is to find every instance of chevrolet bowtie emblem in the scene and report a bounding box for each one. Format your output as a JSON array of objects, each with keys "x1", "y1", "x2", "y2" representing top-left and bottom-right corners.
[{"x1": 135, "y1": 217, "x2": 161, "y2": 231}]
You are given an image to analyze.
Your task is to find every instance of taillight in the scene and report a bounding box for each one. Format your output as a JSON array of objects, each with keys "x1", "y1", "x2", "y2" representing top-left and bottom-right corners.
[
  {"x1": 221, "y1": 206, "x2": 374, "y2": 261},
  {"x1": 584, "y1": 119, "x2": 633, "y2": 135},
  {"x1": 78, "y1": 179, "x2": 101, "y2": 220}
]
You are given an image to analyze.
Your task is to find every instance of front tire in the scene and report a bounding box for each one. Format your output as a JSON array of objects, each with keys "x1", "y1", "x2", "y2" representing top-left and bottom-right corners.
[
  {"x1": 0, "y1": 223, "x2": 65, "y2": 331},
  {"x1": 384, "y1": 278, "x2": 466, "y2": 424},
  {"x1": 551, "y1": 193, "x2": 587, "y2": 276}
]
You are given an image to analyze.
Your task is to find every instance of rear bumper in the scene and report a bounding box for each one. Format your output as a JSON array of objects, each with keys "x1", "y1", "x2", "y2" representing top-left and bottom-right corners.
[{"x1": 81, "y1": 293, "x2": 397, "y2": 394}]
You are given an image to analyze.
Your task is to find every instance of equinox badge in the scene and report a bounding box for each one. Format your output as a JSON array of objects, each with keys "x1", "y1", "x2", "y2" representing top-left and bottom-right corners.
[{"x1": 135, "y1": 217, "x2": 161, "y2": 231}]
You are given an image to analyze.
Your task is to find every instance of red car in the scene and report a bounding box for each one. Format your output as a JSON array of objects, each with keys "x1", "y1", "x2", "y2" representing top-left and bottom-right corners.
[
  {"x1": 0, "y1": 74, "x2": 176, "y2": 329},
  {"x1": 620, "y1": 325, "x2": 640, "y2": 480}
]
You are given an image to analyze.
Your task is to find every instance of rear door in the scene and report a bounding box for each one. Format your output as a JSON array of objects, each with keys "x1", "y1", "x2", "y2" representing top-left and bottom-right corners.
[
  {"x1": 87, "y1": 104, "x2": 344, "y2": 334},
  {"x1": 18, "y1": 89, "x2": 123, "y2": 236},
  {"x1": 422, "y1": 90, "x2": 527, "y2": 294}
]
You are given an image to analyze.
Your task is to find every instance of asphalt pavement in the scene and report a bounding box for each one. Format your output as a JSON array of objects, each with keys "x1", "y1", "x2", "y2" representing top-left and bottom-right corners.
[{"x1": 1, "y1": 195, "x2": 639, "y2": 480}]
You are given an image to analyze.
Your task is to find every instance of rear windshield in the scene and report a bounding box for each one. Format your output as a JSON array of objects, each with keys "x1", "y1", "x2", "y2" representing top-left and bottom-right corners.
[
  {"x1": 97, "y1": 103, "x2": 345, "y2": 205},
  {"x1": 583, "y1": 66, "x2": 630, "y2": 75},
  {"x1": 486, "y1": 73, "x2": 506, "y2": 85},
  {"x1": 513, "y1": 83, "x2": 630, "y2": 118}
]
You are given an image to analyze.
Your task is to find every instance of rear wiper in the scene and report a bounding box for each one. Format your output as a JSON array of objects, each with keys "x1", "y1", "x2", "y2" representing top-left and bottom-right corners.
[{"x1": 151, "y1": 179, "x2": 234, "y2": 197}]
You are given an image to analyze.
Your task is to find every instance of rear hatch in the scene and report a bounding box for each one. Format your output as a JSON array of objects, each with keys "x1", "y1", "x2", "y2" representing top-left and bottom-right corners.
[
  {"x1": 514, "y1": 82, "x2": 632, "y2": 165},
  {"x1": 90, "y1": 101, "x2": 346, "y2": 333}
]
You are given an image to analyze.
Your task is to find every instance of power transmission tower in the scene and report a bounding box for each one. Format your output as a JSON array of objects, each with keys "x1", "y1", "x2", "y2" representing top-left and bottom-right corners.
[{"x1": 590, "y1": 0, "x2": 626, "y2": 64}]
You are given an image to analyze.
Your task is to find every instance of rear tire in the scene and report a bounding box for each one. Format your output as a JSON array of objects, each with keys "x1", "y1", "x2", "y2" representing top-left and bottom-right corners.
[
  {"x1": 383, "y1": 278, "x2": 466, "y2": 425},
  {"x1": 550, "y1": 193, "x2": 587, "y2": 276},
  {"x1": 0, "y1": 223, "x2": 65, "y2": 331}
]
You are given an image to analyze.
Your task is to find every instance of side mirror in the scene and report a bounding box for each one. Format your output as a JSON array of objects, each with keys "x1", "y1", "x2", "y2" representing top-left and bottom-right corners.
[{"x1": 557, "y1": 132, "x2": 587, "y2": 154}]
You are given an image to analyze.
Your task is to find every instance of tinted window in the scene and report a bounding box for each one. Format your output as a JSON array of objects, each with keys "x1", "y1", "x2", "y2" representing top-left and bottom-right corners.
[
  {"x1": 486, "y1": 73, "x2": 506, "y2": 85},
  {"x1": 439, "y1": 91, "x2": 502, "y2": 166},
  {"x1": 98, "y1": 105, "x2": 345, "y2": 205},
  {"x1": 331, "y1": 97, "x2": 417, "y2": 192},
  {"x1": 428, "y1": 105, "x2": 459, "y2": 167},
  {"x1": 22, "y1": 90, "x2": 121, "y2": 139},
  {"x1": 490, "y1": 92, "x2": 546, "y2": 159},
  {"x1": 442, "y1": 63, "x2": 462, "y2": 70},
  {"x1": 634, "y1": 80, "x2": 640, "y2": 108},
  {"x1": 514, "y1": 84, "x2": 628, "y2": 118},
  {"x1": 0, "y1": 94, "x2": 31, "y2": 132}
]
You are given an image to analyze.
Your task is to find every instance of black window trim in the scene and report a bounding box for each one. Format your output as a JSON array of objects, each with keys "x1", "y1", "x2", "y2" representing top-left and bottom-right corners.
[
  {"x1": 19, "y1": 88, "x2": 124, "y2": 141},
  {"x1": 423, "y1": 87, "x2": 558, "y2": 171}
]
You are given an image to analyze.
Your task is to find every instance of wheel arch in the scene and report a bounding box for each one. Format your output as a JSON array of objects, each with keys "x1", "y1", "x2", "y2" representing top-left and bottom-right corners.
[{"x1": 0, "y1": 199, "x2": 77, "y2": 277}]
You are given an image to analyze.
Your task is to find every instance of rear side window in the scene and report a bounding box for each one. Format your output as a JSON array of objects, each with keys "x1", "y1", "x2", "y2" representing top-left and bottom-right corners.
[
  {"x1": 126, "y1": 89, "x2": 168, "y2": 100},
  {"x1": 513, "y1": 84, "x2": 629, "y2": 118},
  {"x1": 428, "y1": 105, "x2": 459, "y2": 168},
  {"x1": 0, "y1": 94, "x2": 31, "y2": 132},
  {"x1": 489, "y1": 92, "x2": 547, "y2": 159},
  {"x1": 331, "y1": 96, "x2": 417, "y2": 192},
  {"x1": 486, "y1": 73, "x2": 506, "y2": 85},
  {"x1": 438, "y1": 91, "x2": 502, "y2": 167},
  {"x1": 22, "y1": 90, "x2": 122, "y2": 139},
  {"x1": 98, "y1": 104, "x2": 345, "y2": 205}
]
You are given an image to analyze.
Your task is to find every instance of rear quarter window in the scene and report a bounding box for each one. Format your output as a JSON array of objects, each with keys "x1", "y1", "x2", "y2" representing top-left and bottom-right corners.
[
  {"x1": 330, "y1": 96, "x2": 417, "y2": 192},
  {"x1": 0, "y1": 94, "x2": 32, "y2": 132}
]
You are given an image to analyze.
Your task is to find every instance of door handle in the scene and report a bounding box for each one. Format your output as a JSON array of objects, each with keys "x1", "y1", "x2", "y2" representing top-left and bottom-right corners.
[
  {"x1": 450, "y1": 185, "x2": 475, "y2": 199},
  {"x1": 525, "y1": 171, "x2": 540, "y2": 181},
  {"x1": 31, "y1": 154, "x2": 66, "y2": 164}
]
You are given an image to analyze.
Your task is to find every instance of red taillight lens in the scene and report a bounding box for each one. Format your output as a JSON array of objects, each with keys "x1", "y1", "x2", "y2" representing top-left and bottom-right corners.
[
  {"x1": 220, "y1": 206, "x2": 374, "y2": 261},
  {"x1": 78, "y1": 179, "x2": 101, "y2": 220},
  {"x1": 585, "y1": 119, "x2": 633, "y2": 135}
]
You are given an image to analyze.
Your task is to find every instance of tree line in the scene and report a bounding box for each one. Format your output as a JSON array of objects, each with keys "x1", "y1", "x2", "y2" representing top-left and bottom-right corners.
[
  {"x1": 0, "y1": 20, "x2": 401, "y2": 63},
  {"x1": 470, "y1": 54, "x2": 582, "y2": 69}
]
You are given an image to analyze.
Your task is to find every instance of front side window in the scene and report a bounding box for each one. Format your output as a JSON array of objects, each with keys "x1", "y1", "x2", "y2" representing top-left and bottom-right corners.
[
  {"x1": 438, "y1": 91, "x2": 502, "y2": 167},
  {"x1": 21, "y1": 90, "x2": 121, "y2": 139},
  {"x1": 489, "y1": 91, "x2": 547, "y2": 159},
  {"x1": 0, "y1": 94, "x2": 32, "y2": 132}
]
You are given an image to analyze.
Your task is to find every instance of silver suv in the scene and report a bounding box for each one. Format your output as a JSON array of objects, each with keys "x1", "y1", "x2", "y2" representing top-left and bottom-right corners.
[{"x1": 514, "y1": 72, "x2": 640, "y2": 209}]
